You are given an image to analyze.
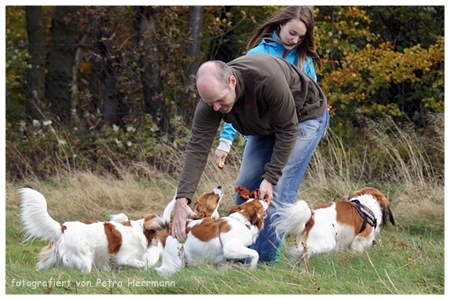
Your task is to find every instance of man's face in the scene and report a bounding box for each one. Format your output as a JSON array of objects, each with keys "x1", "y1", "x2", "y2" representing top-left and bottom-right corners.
[{"x1": 198, "y1": 76, "x2": 237, "y2": 114}]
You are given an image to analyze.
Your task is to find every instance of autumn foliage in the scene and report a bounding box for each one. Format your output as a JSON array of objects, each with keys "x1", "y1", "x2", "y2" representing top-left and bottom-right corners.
[{"x1": 5, "y1": 6, "x2": 444, "y2": 182}]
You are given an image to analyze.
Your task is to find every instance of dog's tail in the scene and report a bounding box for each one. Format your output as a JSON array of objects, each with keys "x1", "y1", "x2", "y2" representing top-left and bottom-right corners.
[
  {"x1": 161, "y1": 192, "x2": 177, "y2": 223},
  {"x1": 109, "y1": 213, "x2": 129, "y2": 223},
  {"x1": 272, "y1": 200, "x2": 312, "y2": 240},
  {"x1": 19, "y1": 188, "x2": 63, "y2": 243}
]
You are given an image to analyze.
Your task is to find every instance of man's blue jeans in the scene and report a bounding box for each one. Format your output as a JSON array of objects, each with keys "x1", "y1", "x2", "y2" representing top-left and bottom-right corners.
[{"x1": 234, "y1": 109, "x2": 330, "y2": 263}]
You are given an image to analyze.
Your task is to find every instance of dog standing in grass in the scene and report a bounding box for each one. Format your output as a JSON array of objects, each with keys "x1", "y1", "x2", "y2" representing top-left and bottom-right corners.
[
  {"x1": 19, "y1": 186, "x2": 224, "y2": 273},
  {"x1": 273, "y1": 187, "x2": 395, "y2": 265}
]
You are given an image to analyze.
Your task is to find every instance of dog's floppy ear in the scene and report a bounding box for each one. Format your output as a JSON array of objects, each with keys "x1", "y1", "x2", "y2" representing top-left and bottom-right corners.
[
  {"x1": 193, "y1": 202, "x2": 207, "y2": 219},
  {"x1": 250, "y1": 208, "x2": 264, "y2": 228},
  {"x1": 235, "y1": 186, "x2": 251, "y2": 200},
  {"x1": 205, "y1": 196, "x2": 219, "y2": 213},
  {"x1": 142, "y1": 214, "x2": 163, "y2": 231},
  {"x1": 383, "y1": 205, "x2": 396, "y2": 226}
]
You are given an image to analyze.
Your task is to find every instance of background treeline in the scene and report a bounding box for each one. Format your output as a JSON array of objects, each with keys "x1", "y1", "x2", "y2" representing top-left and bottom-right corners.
[{"x1": 5, "y1": 6, "x2": 444, "y2": 183}]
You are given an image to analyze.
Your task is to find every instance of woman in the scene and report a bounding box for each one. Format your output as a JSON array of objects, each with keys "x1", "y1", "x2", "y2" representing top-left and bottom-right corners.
[
  {"x1": 216, "y1": 6, "x2": 322, "y2": 161},
  {"x1": 214, "y1": 6, "x2": 329, "y2": 263}
]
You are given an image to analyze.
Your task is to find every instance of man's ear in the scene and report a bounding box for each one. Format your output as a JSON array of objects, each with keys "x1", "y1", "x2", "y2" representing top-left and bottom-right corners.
[{"x1": 229, "y1": 75, "x2": 236, "y2": 88}]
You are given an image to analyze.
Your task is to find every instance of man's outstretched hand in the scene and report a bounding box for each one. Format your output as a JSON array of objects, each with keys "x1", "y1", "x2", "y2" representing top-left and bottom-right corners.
[{"x1": 172, "y1": 197, "x2": 197, "y2": 241}]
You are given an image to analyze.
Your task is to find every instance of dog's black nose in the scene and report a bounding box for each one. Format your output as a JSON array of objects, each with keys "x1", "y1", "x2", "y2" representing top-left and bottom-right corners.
[{"x1": 217, "y1": 186, "x2": 222, "y2": 189}]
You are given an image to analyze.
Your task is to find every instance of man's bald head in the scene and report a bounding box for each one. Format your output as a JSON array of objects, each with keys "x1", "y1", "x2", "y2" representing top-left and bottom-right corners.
[
  {"x1": 195, "y1": 60, "x2": 237, "y2": 113},
  {"x1": 196, "y1": 60, "x2": 233, "y2": 91}
]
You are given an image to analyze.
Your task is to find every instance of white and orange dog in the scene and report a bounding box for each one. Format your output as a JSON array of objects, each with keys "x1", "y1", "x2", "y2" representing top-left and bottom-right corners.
[
  {"x1": 111, "y1": 185, "x2": 225, "y2": 269},
  {"x1": 19, "y1": 186, "x2": 224, "y2": 273},
  {"x1": 148, "y1": 196, "x2": 271, "y2": 276},
  {"x1": 273, "y1": 187, "x2": 395, "y2": 265}
]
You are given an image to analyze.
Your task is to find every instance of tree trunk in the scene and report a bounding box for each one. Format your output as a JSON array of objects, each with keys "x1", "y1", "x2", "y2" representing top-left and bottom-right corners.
[
  {"x1": 87, "y1": 14, "x2": 127, "y2": 127},
  {"x1": 180, "y1": 6, "x2": 204, "y2": 127},
  {"x1": 185, "y1": 6, "x2": 204, "y2": 79},
  {"x1": 134, "y1": 6, "x2": 168, "y2": 134},
  {"x1": 45, "y1": 6, "x2": 78, "y2": 125},
  {"x1": 25, "y1": 6, "x2": 46, "y2": 121}
]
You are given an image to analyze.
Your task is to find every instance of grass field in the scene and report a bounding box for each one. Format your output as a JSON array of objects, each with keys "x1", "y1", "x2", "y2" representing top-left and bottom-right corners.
[{"x1": 3, "y1": 166, "x2": 445, "y2": 295}]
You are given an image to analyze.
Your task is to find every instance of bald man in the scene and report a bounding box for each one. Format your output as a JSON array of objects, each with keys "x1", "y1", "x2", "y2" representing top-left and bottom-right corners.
[{"x1": 172, "y1": 53, "x2": 329, "y2": 263}]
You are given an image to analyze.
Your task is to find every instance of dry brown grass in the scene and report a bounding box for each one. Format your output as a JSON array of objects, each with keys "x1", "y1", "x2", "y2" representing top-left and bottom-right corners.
[
  {"x1": 6, "y1": 113, "x2": 444, "y2": 223},
  {"x1": 7, "y1": 170, "x2": 174, "y2": 221},
  {"x1": 6, "y1": 159, "x2": 443, "y2": 225}
]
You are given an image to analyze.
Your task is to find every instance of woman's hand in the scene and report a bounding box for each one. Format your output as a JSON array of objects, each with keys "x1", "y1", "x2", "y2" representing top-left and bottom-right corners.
[{"x1": 215, "y1": 149, "x2": 228, "y2": 169}]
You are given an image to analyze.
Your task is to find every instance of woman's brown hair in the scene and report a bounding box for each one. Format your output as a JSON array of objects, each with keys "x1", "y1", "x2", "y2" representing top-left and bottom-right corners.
[{"x1": 246, "y1": 6, "x2": 322, "y2": 72}]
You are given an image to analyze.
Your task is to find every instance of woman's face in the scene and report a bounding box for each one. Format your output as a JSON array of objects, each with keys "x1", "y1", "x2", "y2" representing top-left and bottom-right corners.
[{"x1": 279, "y1": 19, "x2": 307, "y2": 50}]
